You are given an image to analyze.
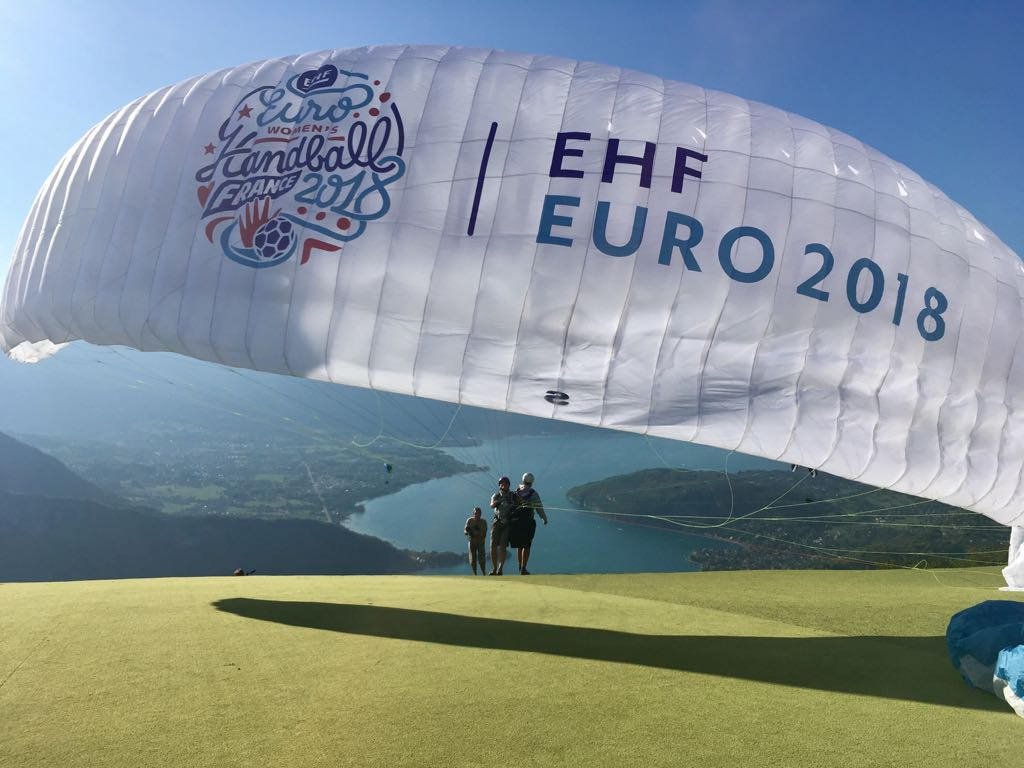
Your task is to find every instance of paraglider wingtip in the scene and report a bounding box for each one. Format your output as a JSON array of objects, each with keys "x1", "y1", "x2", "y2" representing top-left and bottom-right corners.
[{"x1": 5, "y1": 338, "x2": 68, "y2": 363}]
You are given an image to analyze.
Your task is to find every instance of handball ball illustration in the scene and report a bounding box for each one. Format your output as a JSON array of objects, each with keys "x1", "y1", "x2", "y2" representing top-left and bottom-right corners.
[{"x1": 253, "y1": 217, "x2": 294, "y2": 261}]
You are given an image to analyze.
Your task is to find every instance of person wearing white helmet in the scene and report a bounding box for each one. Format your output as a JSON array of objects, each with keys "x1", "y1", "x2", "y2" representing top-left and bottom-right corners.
[{"x1": 508, "y1": 472, "x2": 547, "y2": 575}]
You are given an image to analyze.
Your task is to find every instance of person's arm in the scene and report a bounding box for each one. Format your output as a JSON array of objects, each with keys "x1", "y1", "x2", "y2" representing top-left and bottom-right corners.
[
  {"x1": 534, "y1": 493, "x2": 547, "y2": 524},
  {"x1": 464, "y1": 518, "x2": 472, "y2": 536},
  {"x1": 490, "y1": 493, "x2": 499, "y2": 509}
]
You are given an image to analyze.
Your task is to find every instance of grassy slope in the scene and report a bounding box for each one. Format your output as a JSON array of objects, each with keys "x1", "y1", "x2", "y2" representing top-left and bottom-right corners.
[{"x1": 1, "y1": 569, "x2": 1020, "y2": 768}]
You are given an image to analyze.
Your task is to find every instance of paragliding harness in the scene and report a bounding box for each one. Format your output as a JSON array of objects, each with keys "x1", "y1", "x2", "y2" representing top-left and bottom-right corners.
[
  {"x1": 509, "y1": 487, "x2": 539, "y2": 544},
  {"x1": 491, "y1": 489, "x2": 515, "y2": 526}
]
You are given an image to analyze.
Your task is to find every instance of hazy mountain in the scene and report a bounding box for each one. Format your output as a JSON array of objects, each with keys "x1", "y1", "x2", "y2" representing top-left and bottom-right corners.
[
  {"x1": 0, "y1": 426, "x2": 430, "y2": 581},
  {"x1": 0, "y1": 430, "x2": 118, "y2": 505},
  {"x1": 0, "y1": 491, "x2": 423, "y2": 581}
]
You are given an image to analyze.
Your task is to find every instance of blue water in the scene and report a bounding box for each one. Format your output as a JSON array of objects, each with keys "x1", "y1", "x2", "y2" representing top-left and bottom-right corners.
[{"x1": 343, "y1": 432, "x2": 779, "y2": 574}]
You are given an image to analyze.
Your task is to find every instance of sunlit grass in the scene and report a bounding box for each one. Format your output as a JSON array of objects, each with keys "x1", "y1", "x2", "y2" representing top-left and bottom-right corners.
[
  {"x1": 1, "y1": 569, "x2": 1019, "y2": 768},
  {"x1": 150, "y1": 483, "x2": 225, "y2": 500}
]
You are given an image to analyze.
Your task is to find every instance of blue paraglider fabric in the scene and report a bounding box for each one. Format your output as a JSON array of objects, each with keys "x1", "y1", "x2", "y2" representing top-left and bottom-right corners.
[
  {"x1": 947, "y1": 600, "x2": 1024, "y2": 716},
  {"x1": 996, "y1": 645, "x2": 1024, "y2": 700}
]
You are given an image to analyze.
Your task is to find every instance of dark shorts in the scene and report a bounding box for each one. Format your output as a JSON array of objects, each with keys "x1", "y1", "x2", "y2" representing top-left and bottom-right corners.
[
  {"x1": 508, "y1": 518, "x2": 536, "y2": 549},
  {"x1": 491, "y1": 521, "x2": 510, "y2": 547}
]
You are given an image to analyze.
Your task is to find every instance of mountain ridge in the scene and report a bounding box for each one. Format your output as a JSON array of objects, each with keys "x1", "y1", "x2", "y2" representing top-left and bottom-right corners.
[{"x1": 0, "y1": 428, "x2": 433, "y2": 581}]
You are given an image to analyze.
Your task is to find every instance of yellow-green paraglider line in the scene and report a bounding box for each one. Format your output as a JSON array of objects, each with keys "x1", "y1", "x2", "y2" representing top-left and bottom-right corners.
[{"x1": 351, "y1": 403, "x2": 464, "y2": 450}]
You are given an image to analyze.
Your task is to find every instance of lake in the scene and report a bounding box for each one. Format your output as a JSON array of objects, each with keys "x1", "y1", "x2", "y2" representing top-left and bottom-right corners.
[{"x1": 343, "y1": 432, "x2": 779, "y2": 574}]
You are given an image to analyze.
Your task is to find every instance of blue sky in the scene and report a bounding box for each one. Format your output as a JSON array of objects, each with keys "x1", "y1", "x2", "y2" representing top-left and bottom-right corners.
[
  {"x1": 1, "y1": 0, "x2": 1021, "y2": 270},
  {"x1": 0, "y1": 0, "x2": 1020, "y2": 446}
]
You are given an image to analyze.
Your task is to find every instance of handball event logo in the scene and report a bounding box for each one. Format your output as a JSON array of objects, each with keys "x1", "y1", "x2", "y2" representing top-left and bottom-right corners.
[{"x1": 195, "y1": 64, "x2": 406, "y2": 268}]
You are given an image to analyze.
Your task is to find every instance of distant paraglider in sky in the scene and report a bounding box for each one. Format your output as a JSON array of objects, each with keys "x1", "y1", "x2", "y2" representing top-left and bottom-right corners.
[{"x1": 2, "y1": 44, "x2": 1022, "y2": 587}]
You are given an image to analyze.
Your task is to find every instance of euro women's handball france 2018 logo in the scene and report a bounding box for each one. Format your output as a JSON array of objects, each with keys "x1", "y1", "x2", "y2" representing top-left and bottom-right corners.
[{"x1": 195, "y1": 64, "x2": 406, "y2": 268}]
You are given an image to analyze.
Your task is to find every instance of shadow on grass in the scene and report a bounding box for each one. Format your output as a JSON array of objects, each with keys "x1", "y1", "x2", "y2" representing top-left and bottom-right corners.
[{"x1": 213, "y1": 598, "x2": 1001, "y2": 712}]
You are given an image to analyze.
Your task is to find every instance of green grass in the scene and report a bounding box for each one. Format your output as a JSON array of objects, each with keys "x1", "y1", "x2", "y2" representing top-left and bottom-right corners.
[
  {"x1": 151, "y1": 484, "x2": 225, "y2": 500},
  {"x1": 2, "y1": 569, "x2": 1020, "y2": 768}
]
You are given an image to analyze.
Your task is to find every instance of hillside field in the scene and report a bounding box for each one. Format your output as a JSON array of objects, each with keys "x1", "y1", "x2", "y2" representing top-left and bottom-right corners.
[{"x1": 2, "y1": 569, "x2": 1020, "y2": 767}]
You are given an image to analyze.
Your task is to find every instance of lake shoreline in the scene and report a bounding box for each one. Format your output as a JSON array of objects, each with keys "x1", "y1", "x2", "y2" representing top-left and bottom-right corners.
[{"x1": 342, "y1": 433, "x2": 774, "y2": 575}]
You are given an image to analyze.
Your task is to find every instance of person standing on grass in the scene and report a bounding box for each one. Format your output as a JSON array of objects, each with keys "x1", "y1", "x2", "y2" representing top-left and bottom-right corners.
[
  {"x1": 509, "y1": 472, "x2": 546, "y2": 575},
  {"x1": 488, "y1": 476, "x2": 515, "y2": 575},
  {"x1": 464, "y1": 506, "x2": 488, "y2": 575}
]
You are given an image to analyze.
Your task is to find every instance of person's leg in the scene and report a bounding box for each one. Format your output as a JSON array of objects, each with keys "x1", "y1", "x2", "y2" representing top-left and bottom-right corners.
[
  {"x1": 468, "y1": 542, "x2": 477, "y2": 574},
  {"x1": 489, "y1": 543, "x2": 498, "y2": 574},
  {"x1": 500, "y1": 525, "x2": 511, "y2": 573},
  {"x1": 521, "y1": 520, "x2": 536, "y2": 574},
  {"x1": 521, "y1": 545, "x2": 531, "y2": 573},
  {"x1": 477, "y1": 542, "x2": 486, "y2": 574},
  {"x1": 495, "y1": 526, "x2": 507, "y2": 573}
]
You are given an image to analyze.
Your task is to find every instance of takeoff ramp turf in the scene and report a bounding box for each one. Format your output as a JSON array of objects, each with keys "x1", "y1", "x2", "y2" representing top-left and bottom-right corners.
[{"x1": 1, "y1": 568, "x2": 1019, "y2": 768}]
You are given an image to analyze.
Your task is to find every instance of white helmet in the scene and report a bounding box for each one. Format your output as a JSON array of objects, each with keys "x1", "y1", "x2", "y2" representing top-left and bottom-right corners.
[{"x1": 521, "y1": 472, "x2": 534, "y2": 485}]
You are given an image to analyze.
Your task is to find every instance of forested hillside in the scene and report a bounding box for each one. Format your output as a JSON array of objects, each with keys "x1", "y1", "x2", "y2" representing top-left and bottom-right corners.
[
  {"x1": 568, "y1": 469, "x2": 1009, "y2": 570},
  {"x1": 0, "y1": 430, "x2": 118, "y2": 505},
  {"x1": 0, "y1": 490, "x2": 423, "y2": 581},
  {"x1": 0, "y1": 429, "x2": 433, "y2": 581}
]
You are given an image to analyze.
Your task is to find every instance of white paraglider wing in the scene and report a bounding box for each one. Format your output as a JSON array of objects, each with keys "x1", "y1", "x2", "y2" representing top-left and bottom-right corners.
[{"x1": 3, "y1": 45, "x2": 1023, "y2": 534}]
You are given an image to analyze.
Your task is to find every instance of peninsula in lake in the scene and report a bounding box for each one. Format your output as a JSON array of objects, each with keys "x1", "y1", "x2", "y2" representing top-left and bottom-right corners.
[{"x1": 567, "y1": 469, "x2": 1008, "y2": 570}]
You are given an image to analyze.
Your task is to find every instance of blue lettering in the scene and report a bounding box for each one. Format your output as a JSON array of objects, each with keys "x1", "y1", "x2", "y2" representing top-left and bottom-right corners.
[
  {"x1": 671, "y1": 147, "x2": 707, "y2": 193},
  {"x1": 203, "y1": 172, "x2": 300, "y2": 216},
  {"x1": 594, "y1": 202, "x2": 647, "y2": 257},
  {"x1": 718, "y1": 226, "x2": 775, "y2": 283},
  {"x1": 658, "y1": 212, "x2": 703, "y2": 268},
  {"x1": 550, "y1": 132, "x2": 591, "y2": 178},
  {"x1": 796, "y1": 243, "x2": 833, "y2": 301},
  {"x1": 846, "y1": 258, "x2": 885, "y2": 313},
  {"x1": 536, "y1": 195, "x2": 581, "y2": 247},
  {"x1": 917, "y1": 287, "x2": 948, "y2": 341},
  {"x1": 602, "y1": 139, "x2": 655, "y2": 188}
]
